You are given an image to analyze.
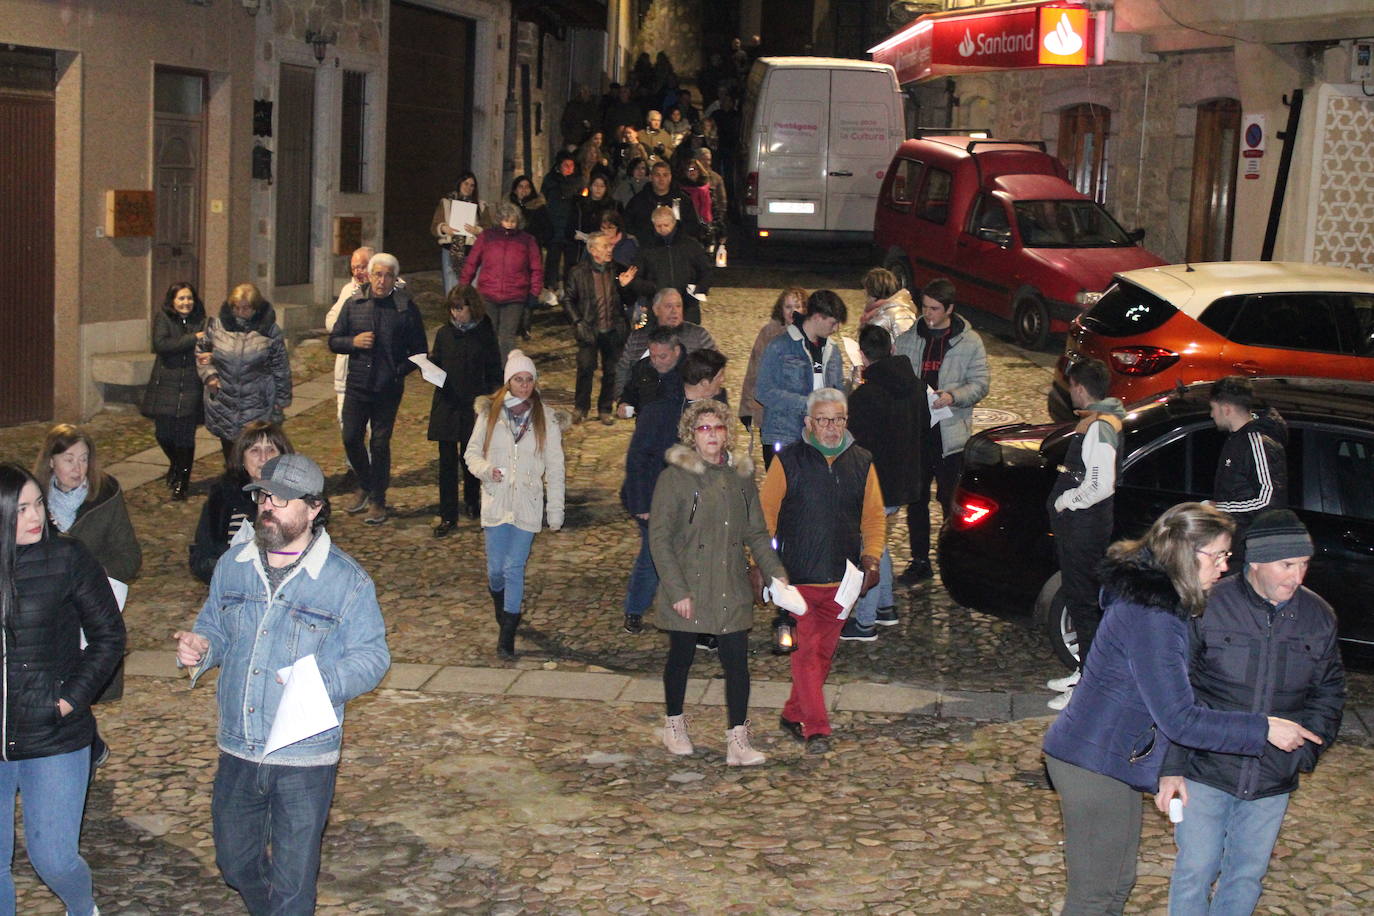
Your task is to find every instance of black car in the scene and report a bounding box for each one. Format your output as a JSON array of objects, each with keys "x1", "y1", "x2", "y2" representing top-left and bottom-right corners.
[{"x1": 938, "y1": 377, "x2": 1374, "y2": 668}]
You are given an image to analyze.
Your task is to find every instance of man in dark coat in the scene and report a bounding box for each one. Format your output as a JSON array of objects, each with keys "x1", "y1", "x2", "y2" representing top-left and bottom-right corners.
[
  {"x1": 624, "y1": 160, "x2": 703, "y2": 244},
  {"x1": 1157, "y1": 510, "x2": 1344, "y2": 914},
  {"x1": 329, "y1": 252, "x2": 429, "y2": 525},
  {"x1": 619, "y1": 348, "x2": 728, "y2": 634},
  {"x1": 629, "y1": 205, "x2": 712, "y2": 325},
  {"x1": 844, "y1": 324, "x2": 927, "y2": 639},
  {"x1": 562, "y1": 231, "x2": 637, "y2": 423},
  {"x1": 1209, "y1": 375, "x2": 1288, "y2": 563},
  {"x1": 540, "y1": 151, "x2": 585, "y2": 294}
]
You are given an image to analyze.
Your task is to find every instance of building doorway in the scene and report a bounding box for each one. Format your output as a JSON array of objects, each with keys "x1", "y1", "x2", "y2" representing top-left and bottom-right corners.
[
  {"x1": 1057, "y1": 103, "x2": 1110, "y2": 204},
  {"x1": 0, "y1": 46, "x2": 55, "y2": 425},
  {"x1": 153, "y1": 69, "x2": 207, "y2": 299},
  {"x1": 275, "y1": 63, "x2": 316, "y2": 286},
  {"x1": 1186, "y1": 98, "x2": 1240, "y2": 263},
  {"x1": 384, "y1": 1, "x2": 475, "y2": 270}
]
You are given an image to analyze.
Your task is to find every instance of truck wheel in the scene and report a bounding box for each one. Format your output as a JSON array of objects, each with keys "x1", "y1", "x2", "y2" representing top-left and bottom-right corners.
[
  {"x1": 1034, "y1": 572, "x2": 1080, "y2": 669},
  {"x1": 883, "y1": 252, "x2": 915, "y2": 296},
  {"x1": 1013, "y1": 294, "x2": 1051, "y2": 349}
]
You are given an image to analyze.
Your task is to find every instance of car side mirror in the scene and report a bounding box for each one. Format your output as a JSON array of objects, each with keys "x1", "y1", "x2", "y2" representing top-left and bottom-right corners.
[
  {"x1": 1128, "y1": 227, "x2": 1146, "y2": 243},
  {"x1": 976, "y1": 227, "x2": 1012, "y2": 248}
]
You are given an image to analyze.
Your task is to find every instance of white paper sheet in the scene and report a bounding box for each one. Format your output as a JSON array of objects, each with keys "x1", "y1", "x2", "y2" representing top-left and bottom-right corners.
[
  {"x1": 832, "y1": 560, "x2": 864, "y2": 620},
  {"x1": 839, "y1": 336, "x2": 863, "y2": 373},
  {"x1": 265, "y1": 655, "x2": 340, "y2": 756},
  {"x1": 408, "y1": 353, "x2": 447, "y2": 388},
  {"x1": 445, "y1": 199, "x2": 479, "y2": 242},
  {"x1": 107, "y1": 578, "x2": 128, "y2": 612},
  {"x1": 927, "y1": 386, "x2": 953, "y2": 425},
  {"x1": 765, "y1": 577, "x2": 808, "y2": 615}
]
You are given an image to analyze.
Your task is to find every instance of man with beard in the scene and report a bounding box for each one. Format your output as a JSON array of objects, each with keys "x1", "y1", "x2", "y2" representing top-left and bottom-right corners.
[{"x1": 174, "y1": 454, "x2": 390, "y2": 915}]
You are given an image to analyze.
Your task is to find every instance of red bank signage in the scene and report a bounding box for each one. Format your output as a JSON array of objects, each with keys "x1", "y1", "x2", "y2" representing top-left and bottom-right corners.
[{"x1": 871, "y1": 2, "x2": 1095, "y2": 84}]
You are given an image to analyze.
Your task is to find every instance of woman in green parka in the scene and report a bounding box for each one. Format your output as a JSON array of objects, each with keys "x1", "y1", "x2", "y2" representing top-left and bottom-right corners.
[{"x1": 649, "y1": 399, "x2": 786, "y2": 766}]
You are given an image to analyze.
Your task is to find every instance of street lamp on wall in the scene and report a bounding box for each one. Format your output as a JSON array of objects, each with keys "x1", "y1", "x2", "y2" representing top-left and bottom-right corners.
[{"x1": 305, "y1": 30, "x2": 336, "y2": 64}]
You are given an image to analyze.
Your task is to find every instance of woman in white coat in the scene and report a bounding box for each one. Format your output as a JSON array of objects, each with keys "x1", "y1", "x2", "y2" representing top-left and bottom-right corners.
[{"x1": 464, "y1": 350, "x2": 567, "y2": 659}]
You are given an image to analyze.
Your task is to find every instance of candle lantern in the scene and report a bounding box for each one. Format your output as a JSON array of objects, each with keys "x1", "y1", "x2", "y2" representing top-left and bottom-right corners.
[{"x1": 771, "y1": 610, "x2": 796, "y2": 654}]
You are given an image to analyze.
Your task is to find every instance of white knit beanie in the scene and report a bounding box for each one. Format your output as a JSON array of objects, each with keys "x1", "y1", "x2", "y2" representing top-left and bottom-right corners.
[{"x1": 504, "y1": 349, "x2": 537, "y2": 383}]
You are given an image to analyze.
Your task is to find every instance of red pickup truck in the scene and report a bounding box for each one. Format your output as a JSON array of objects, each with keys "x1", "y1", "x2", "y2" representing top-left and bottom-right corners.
[{"x1": 873, "y1": 135, "x2": 1166, "y2": 348}]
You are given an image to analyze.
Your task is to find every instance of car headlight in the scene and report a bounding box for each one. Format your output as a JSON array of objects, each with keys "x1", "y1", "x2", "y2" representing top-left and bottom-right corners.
[{"x1": 1075, "y1": 290, "x2": 1104, "y2": 306}]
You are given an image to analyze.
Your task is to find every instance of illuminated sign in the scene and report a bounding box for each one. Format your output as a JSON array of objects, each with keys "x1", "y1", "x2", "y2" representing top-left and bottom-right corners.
[{"x1": 871, "y1": 2, "x2": 1095, "y2": 84}]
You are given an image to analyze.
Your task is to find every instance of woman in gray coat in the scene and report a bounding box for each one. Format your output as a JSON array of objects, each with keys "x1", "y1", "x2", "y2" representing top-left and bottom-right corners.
[
  {"x1": 197, "y1": 283, "x2": 292, "y2": 460},
  {"x1": 649, "y1": 399, "x2": 787, "y2": 765}
]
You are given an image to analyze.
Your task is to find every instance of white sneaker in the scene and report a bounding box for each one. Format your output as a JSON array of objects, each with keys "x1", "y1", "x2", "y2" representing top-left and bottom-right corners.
[
  {"x1": 1047, "y1": 687, "x2": 1074, "y2": 711},
  {"x1": 1046, "y1": 669, "x2": 1081, "y2": 692}
]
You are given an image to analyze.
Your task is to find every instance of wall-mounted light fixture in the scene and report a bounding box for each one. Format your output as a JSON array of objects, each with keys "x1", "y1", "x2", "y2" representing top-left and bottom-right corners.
[{"x1": 304, "y1": 29, "x2": 337, "y2": 64}]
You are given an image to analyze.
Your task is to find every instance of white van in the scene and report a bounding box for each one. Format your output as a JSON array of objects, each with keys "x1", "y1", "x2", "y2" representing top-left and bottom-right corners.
[{"x1": 740, "y1": 57, "x2": 904, "y2": 242}]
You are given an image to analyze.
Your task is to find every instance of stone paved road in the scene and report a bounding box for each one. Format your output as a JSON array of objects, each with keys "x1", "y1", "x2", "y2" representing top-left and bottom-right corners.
[{"x1": 7, "y1": 263, "x2": 1373, "y2": 912}]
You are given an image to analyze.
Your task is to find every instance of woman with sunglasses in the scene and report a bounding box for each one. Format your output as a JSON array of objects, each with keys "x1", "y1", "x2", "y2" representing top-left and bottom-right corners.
[
  {"x1": 1042, "y1": 502, "x2": 1321, "y2": 914},
  {"x1": 648, "y1": 400, "x2": 786, "y2": 765}
]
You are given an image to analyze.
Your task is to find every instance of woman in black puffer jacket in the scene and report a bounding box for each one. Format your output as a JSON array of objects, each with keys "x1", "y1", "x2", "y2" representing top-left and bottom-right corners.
[
  {"x1": 188, "y1": 421, "x2": 294, "y2": 584},
  {"x1": 0, "y1": 462, "x2": 126, "y2": 915},
  {"x1": 140, "y1": 282, "x2": 207, "y2": 499}
]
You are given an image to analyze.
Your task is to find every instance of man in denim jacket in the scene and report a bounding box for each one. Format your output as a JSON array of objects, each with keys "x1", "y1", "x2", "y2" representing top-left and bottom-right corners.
[
  {"x1": 175, "y1": 454, "x2": 390, "y2": 915},
  {"x1": 756, "y1": 290, "x2": 848, "y2": 468}
]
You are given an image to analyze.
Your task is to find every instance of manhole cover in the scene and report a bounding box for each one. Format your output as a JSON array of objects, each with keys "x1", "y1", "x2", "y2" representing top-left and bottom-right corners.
[{"x1": 972, "y1": 407, "x2": 1023, "y2": 427}]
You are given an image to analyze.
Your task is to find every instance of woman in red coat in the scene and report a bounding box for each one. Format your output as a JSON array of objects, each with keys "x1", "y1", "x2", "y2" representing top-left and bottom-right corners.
[{"x1": 460, "y1": 201, "x2": 543, "y2": 362}]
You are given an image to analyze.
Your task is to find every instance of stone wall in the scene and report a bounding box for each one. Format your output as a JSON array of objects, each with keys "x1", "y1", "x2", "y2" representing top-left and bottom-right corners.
[
  {"x1": 635, "y1": 0, "x2": 702, "y2": 77},
  {"x1": 275, "y1": 0, "x2": 385, "y2": 56}
]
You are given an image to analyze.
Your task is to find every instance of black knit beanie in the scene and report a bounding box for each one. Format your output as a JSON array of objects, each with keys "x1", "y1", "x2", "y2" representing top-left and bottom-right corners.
[{"x1": 1245, "y1": 509, "x2": 1313, "y2": 563}]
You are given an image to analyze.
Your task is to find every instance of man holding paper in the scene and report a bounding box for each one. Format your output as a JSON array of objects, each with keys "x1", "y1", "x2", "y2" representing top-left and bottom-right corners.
[
  {"x1": 175, "y1": 454, "x2": 390, "y2": 916},
  {"x1": 760, "y1": 388, "x2": 884, "y2": 754},
  {"x1": 329, "y1": 252, "x2": 429, "y2": 525}
]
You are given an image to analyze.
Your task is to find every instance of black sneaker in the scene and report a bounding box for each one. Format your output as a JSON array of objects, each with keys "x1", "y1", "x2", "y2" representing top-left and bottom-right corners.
[
  {"x1": 779, "y1": 716, "x2": 805, "y2": 743},
  {"x1": 91, "y1": 735, "x2": 110, "y2": 768},
  {"x1": 623, "y1": 614, "x2": 644, "y2": 634},
  {"x1": 805, "y1": 734, "x2": 831, "y2": 754},
  {"x1": 839, "y1": 619, "x2": 878, "y2": 642},
  {"x1": 874, "y1": 607, "x2": 899, "y2": 627},
  {"x1": 896, "y1": 560, "x2": 934, "y2": 585},
  {"x1": 696, "y1": 633, "x2": 719, "y2": 651}
]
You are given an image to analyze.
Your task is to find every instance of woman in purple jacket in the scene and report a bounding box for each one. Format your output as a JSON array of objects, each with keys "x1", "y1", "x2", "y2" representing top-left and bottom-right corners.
[
  {"x1": 1042, "y1": 502, "x2": 1320, "y2": 914},
  {"x1": 460, "y1": 201, "x2": 543, "y2": 362}
]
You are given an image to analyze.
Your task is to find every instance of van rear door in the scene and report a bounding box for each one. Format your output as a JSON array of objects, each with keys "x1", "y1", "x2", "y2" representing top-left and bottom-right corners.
[
  {"x1": 758, "y1": 68, "x2": 828, "y2": 233},
  {"x1": 825, "y1": 69, "x2": 900, "y2": 233}
]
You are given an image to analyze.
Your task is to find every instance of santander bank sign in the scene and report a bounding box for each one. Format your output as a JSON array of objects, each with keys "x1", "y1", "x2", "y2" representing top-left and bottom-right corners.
[{"x1": 871, "y1": 2, "x2": 1092, "y2": 84}]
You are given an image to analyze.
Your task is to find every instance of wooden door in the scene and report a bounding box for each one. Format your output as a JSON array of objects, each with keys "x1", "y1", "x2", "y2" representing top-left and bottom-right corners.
[
  {"x1": 1057, "y1": 103, "x2": 1110, "y2": 204},
  {"x1": 0, "y1": 50, "x2": 55, "y2": 425},
  {"x1": 153, "y1": 70, "x2": 206, "y2": 298},
  {"x1": 1186, "y1": 98, "x2": 1240, "y2": 263},
  {"x1": 276, "y1": 63, "x2": 316, "y2": 286}
]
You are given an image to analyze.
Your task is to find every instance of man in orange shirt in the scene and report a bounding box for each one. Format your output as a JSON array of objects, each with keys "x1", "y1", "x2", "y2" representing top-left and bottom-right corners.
[{"x1": 761, "y1": 388, "x2": 885, "y2": 754}]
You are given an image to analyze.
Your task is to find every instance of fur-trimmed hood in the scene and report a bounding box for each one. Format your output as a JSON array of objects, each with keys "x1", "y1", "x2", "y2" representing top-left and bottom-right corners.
[
  {"x1": 664, "y1": 443, "x2": 754, "y2": 478},
  {"x1": 1099, "y1": 548, "x2": 1185, "y2": 618},
  {"x1": 473, "y1": 395, "x2": 572, "y2": 432}
]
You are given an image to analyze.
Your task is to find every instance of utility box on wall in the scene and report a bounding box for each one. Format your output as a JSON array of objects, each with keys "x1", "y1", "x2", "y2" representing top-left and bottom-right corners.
[{"x1": 104, "y1": 190, "x2": 155, "y2": 237}]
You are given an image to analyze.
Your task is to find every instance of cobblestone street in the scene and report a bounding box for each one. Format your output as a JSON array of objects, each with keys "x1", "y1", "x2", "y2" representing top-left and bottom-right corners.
[{"x1": 6, "y1": 264, "x2": 1373, "y2": 913}]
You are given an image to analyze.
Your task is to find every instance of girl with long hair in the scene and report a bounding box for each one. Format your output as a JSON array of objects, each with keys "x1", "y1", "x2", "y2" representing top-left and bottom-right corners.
[
  {"x1": 432, "y1": 170, "x2": 490, "y2": 294},
  {"x1": 140, "y1": 281, "x2": 207, "y2": 499},
  {"x1": 463, "y1": 350, "x2": 567, "y2": 659}
]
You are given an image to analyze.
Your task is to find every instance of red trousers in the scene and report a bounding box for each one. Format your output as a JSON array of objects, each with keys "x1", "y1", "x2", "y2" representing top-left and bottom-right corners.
[{"x1": 782, "y1": 584, "x2": 846, "y2": 738}]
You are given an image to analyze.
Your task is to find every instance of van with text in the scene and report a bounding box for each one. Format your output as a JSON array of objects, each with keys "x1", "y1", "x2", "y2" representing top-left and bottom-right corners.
[{"x1": 740, "y1": 57, "x2": 904, "y2": 243}]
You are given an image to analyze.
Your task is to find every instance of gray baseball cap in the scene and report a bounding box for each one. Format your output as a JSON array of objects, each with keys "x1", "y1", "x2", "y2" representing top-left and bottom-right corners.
[{"x1": 243, "y1": 454, "x2": 325, "y2": 501}]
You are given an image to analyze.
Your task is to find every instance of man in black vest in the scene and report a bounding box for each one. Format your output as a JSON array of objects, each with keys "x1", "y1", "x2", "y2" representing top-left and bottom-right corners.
[
  {"x1": 1044, "y1": 358, "x2": 1125, "y2": 710},
  {"x1": 761, "y1": 388, "x2": 884, "y2": 754}
]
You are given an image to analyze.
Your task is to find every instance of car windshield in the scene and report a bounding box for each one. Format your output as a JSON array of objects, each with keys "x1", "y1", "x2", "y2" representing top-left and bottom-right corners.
[{"x1": 1013, "y1": 199, "x2": 1133, "y2": 248}]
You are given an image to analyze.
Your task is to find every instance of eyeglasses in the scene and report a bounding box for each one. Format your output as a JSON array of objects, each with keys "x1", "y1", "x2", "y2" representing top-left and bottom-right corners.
[
  {"x1": 252, "y1": 490, "x2": 294, "y2": 508},
  {"x1": 812, "y1": 416, "x2": 847, "y2": 427},
  {"x1": 1196, "y1": 547, "x2": 1232, "y2": 565},
  {"x1": 694, "y1": 424, "x2": 727, "y2": 434}
]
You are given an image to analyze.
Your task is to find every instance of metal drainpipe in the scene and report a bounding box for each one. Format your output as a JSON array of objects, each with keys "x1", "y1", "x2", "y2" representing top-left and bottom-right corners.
[{"x1": 1133, "y1": 67, "x2": 1151, "y2": 228}]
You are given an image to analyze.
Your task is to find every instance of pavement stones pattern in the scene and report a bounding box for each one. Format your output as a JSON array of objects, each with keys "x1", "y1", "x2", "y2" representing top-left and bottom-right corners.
[{"x1": 8, "y1": 267, "x2": 1374, "y2": 912}]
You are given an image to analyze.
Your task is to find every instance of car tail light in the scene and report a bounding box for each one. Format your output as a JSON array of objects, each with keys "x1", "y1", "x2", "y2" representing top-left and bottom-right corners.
[
  {"x1": 745, "y1": 171, "x2": 758, "y2": 208},
  {"x1": 951, "y1": 488, "x2": 998, "y2": 528},
  {"x1": 1109, "y1": 346, "x2": 1179, "y2": 376}
]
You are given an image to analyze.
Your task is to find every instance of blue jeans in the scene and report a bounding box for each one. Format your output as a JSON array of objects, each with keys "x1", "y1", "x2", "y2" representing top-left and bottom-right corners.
[
  {"x1": 853, "y1": 507, "x2": 897, "y2": 627},
  {"x1": 1168, "y1": 779, "x2": 1289, "y2": 916},
  {"x1": 212, "y1": 753, "x2": 338, "y2": 916},
  {"x1": 439, "y1": 246, "x2": 465, "y2": 295},
  {"x1": 484, "y1": 523, "x2": 537, "y2": 615},
  {"x1": 0, "y1": 747, "x2": 95, "y2": 916},
  {"x1": 624, "y1": 517, "x2": 658, "y2": 618}
]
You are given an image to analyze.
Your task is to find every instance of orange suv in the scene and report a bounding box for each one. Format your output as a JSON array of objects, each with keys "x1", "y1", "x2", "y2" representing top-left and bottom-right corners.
[{"x1": 1049, "y1": 261, "x2": 1374, "y2": 421}]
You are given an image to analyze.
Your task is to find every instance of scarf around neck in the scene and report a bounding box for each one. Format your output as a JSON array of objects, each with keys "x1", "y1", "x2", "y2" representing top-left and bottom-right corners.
[{"x1": 47, "y1": 479, "x2": 89, "y2": 532}]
